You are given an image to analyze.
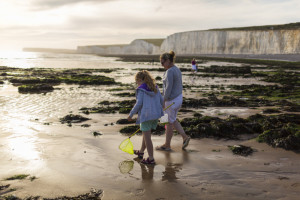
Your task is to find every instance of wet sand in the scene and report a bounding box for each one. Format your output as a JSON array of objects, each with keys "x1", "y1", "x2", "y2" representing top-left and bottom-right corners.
[{"x1": 1, "y1": 122, "x2": 300, "y2": 200}]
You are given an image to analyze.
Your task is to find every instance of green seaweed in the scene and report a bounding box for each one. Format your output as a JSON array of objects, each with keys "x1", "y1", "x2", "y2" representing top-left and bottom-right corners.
[
  {"x1": 228, "y1": 145, "x2": 254, "y2": 156},
  {"x1": 5, "y1": 174, "x2": 29, "y2": 180}
]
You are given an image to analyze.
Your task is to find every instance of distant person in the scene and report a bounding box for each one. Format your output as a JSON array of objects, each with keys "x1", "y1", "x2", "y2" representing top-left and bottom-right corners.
[
  {"x1": 128, "y1": 70, "x2": 164, "y2": 165},
  {"x1": 151, "y1": 58, "x2": 155, "y2": 65},
  {"x1": 191, "y1": 58, "x2": 197, "y2": 73},
  {"x1": 156, "y1": 51, "x2": 190, "y2": 151}
]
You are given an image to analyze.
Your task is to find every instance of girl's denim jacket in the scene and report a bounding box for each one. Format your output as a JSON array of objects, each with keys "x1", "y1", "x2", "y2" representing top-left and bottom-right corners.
[{"x1": 129, "y1": 83, "x2": 164, "y2": 124}]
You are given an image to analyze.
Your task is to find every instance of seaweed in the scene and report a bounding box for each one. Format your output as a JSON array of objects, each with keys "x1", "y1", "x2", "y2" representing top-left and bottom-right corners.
[
  {"x1": 178, "y1": 113, "x2": 300, "y2": 151},
  {"x1": 5, "y1": 174, "x2": 29, "y2": 180},
  {"x1": 60, "y1": 114, "x2": 90, "y2": 124},
  {"x1": 257, "y1": 122, "x2": 300, "y2": 151},
  {"x1": 228, "y1": 145, "x2": 254, "y2": 156},
  {"x1": 18, "y1": 84, "x2": 54, "y2": 93},
  {"x1": 0, "y1": 188, "x2": 103, "y2": 200},
  {"x1": 202, "y1": 65, "x2": 252, "y2": 74}
]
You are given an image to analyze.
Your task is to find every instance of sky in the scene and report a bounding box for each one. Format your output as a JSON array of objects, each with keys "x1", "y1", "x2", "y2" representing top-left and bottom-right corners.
[{"x1": 0, "y1": 0, "x2": 299, "y2": 51}]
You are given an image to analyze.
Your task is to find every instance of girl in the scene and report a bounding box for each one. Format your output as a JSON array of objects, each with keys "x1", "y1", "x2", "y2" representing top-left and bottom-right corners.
[{"x1": 128, "y1": 70, "x2": 164, "y2": 165}]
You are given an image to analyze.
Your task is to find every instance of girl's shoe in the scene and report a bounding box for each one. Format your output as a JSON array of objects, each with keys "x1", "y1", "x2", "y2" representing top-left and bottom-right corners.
[
  {"x1": 133, "y1": 150, "x2": 144, "y2": 159},
  {"x1": 141, "y1": 157, "x2": 156, "y2": 165}
]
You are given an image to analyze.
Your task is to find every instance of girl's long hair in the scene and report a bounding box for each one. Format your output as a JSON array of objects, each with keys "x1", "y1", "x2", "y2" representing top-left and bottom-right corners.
[{"x1": 135, "y1": 70, "x2": 157, "y2": 93}]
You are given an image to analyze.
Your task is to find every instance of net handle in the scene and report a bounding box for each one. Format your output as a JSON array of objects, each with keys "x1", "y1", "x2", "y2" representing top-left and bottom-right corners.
[{"x1": 129, "y1": 102, "x2": 175, "y2": 138}]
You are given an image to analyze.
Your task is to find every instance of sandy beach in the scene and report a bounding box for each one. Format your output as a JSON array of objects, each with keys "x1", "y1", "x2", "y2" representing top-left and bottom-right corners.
[
  {"x1": 1, "y1": 118, "x2": 300, "y2": 200},
  {"x1": 0, "y1": 53, "x2": 299, "y2": 200}
]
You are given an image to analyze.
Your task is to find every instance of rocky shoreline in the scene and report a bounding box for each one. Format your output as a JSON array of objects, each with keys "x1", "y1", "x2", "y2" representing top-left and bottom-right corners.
[{"x1": 0, "y1": 56, "x2": 299, "y2": 200}]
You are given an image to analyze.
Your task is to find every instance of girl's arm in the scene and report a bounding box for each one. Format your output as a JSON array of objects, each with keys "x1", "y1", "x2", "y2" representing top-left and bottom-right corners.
[{"x1": 128, "y1": 90, "x2": 144, "y2": 118}]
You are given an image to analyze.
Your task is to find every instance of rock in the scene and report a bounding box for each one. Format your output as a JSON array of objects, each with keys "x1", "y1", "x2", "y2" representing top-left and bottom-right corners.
[
  {"x1": 92, "y1": 131, "x2": 102, "y2": 137},
  {"x1": 228, "y1": 145, "x2": 254, "y2": 156},
  {"x1": 116, "y1": 118, "x2": 135, "y2": 124},
  {"x1": 60, "y1": 114, "x2": 90, "y2": 124}
]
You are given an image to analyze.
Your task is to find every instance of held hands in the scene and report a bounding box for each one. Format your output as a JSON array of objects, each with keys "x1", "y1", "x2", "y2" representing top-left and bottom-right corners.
[{"x1": 127, "y1": 116, "x2": 133, "y2": 121}]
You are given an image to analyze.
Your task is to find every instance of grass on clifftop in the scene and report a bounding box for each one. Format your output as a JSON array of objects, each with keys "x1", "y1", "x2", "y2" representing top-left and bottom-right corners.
[
  {"x1": 138, "y1": 39, "x2": 165, "y2": 46},
  {"x1": 209, "y1": 22, "x2": 300, "y2": 31}
]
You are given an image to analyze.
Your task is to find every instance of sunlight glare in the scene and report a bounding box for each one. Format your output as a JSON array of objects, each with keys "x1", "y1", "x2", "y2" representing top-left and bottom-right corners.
[{"x1": 8, "y1": 137, "x2": 40, "y2": 160}]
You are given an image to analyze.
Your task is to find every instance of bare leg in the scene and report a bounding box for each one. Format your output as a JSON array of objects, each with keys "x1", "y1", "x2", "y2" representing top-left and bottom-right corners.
[
  {"x1": 164, "y1": 123, "x2": 174, "y2": 148},
  {"x1": 143, "y1": 130, "x2": 154, "y2": 160},
  {"x1": 140, "y1": 135, "x2": 146, "y2": 153},
  {"x1": 173, "y1": 120, "x2": 189, "y2": 141}
]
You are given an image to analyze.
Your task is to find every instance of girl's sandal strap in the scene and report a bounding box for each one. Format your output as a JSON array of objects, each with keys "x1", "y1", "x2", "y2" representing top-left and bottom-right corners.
[
  {"x1": 141, "y1": 158, "x2": 156, "y2": 165},
  {"x1": 133, "y1": 150, "x2": 144, "y2": 155},
  {"x1": 133, "y1": 150, "x2": 144, "y2": 159}
]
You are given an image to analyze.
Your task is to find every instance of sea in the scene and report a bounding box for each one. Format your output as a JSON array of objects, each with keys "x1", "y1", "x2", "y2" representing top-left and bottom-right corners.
[{"x1": 0, "y1": 50, "x2": 136, "y2": 69}]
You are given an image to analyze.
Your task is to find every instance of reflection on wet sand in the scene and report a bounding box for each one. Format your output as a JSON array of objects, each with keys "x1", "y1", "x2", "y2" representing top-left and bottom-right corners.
[
  {"x1": 130, "y1": 150, "x2": 190, "y2": 182},
  {"x1": 161, "y1": 150, "x2": 190, "y2": 182},
  {"x1": 118, "y1": 159, "x2": 134, "y2": 174},
  {"x1": 140, "y1": 164, "x2": 155, "y2": 181}
]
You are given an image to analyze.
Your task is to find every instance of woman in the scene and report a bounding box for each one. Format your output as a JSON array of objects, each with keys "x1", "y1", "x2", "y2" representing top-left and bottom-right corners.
[{"x1": 156, "y1": 51, "x2": 190, "y2": 151}]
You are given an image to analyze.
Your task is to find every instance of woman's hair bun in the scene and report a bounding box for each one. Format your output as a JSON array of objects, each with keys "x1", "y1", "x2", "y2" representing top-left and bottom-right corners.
[{"x1": 169, "y1": 51, "x2": 175, "y2": 57}]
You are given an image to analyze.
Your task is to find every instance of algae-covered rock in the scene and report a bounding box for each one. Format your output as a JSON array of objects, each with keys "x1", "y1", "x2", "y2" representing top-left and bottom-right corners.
[
  {"x1": 257, "y1": 122, "x2": 300, "y2": 151},
  {"x1": 60, "y1": 74, "x2": 115, "y2": 85},
  {"x1": 116, "y1": 118, "x2": 136, "y2": 124},
  {"x1": 60, "y1": 114, "x2": 90, "y2": 124},
  {"x1": 262, "y1": 108, "x2": 281, "y2": 114},
  {"x1": 92, "y1": 131, "x2": 102, "y2": 137},
  {"x1": 113, "y1": 92, "x2": 135, "y2": 97},
  {"x1": 182, "y1": 95, "x2": 273, "y2": 108},
  {"x1": 119, "y1": 124, "x2": 165, "y2": 135},
  {"x1": 228, "y1": 145, "x2": 254, "y2": 156},
  {"x1": 18, "y1": 84, "x2": 54, "y2": 93},
  {"x1": 120, "y1": 125, "x2": 140, "y2": 135},
  {"x1": 80, "y1": 100, "x2": 135, "y2": 115},
  {"x1": 180, "y1": 115, "x2": 259, "y2": 139},
  {"x1": 203, "y1": 65, "x2": 252, "y2": 74},
  {"x1": 119, "y1": 107, "x2": 131, "y2": 114}
]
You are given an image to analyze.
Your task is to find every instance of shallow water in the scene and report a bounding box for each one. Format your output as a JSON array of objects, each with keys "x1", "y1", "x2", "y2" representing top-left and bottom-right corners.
[{"x1": 0, "y1": 51, "x2": 123, "y2": 69}]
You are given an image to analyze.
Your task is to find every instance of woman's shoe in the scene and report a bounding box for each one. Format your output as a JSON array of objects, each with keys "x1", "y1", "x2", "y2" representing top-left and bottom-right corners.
[
  {"x1": 141, "y1": 157, "x2": 156, "y2": 165},
  {"x1": 155, "y1": 145, "x2": 171, "y2": 151},
  {"x1": 133, "y1": 150, "x2": 144, "y2": 159},
  {"x1": 182, "y1": 136, "x2": 191, "y2": 149}
]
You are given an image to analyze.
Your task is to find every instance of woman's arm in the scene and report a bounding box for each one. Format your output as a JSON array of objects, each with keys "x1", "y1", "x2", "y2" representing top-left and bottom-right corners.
[{"x1": 163, "y1": 70, "x2": 174, "y2": 101}]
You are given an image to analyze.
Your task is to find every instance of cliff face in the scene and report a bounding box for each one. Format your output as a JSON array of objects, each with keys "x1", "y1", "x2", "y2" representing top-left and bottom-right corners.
[
  {"x1": 160, "y1": 30, "x2": 300, "y2": 54},
  {"x1": 76, "y1": 27, "x2": 300, "y2": 55},
  {"x1": 123, "y1": 39, "x2": 161, "y2": 54},
  {"x1": 77, "y1": 39, "x2": 163, "y2": 55},
  {"x1": 77, "y1": 45, "x2": 126, "y2": 54}
]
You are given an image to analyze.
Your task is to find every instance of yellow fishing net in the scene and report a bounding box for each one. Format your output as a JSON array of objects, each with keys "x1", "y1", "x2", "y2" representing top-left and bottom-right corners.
[{"x1": 119, "y1": 138, "x2": 134, "y2": 154}]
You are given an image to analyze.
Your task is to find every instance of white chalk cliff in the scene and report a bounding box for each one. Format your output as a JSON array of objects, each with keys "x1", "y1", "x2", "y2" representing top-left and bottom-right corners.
[
  {"x1": 77, "y1": 39, "x2": 163, "y2": 55},
  {"x1": 160, "y1": 30, "x2": 300, "y2": 54},
  {"x1": 77, "y1": 23, "x2": 300, "y2": 55}
]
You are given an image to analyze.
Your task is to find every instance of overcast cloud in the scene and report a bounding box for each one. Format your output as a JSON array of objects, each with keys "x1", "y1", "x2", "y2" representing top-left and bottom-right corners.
[{"x1": 0, "y1": 0, "x2": 299, "y2": 51}]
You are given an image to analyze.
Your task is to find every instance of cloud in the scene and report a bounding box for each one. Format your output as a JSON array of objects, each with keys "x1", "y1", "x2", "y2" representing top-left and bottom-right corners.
[
  {"x1": 0, "y1": 0, "x2": 299, "y2": 51},
  {"x1": 30, "y1": 0, "x2": 118, "y2": 10}
]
